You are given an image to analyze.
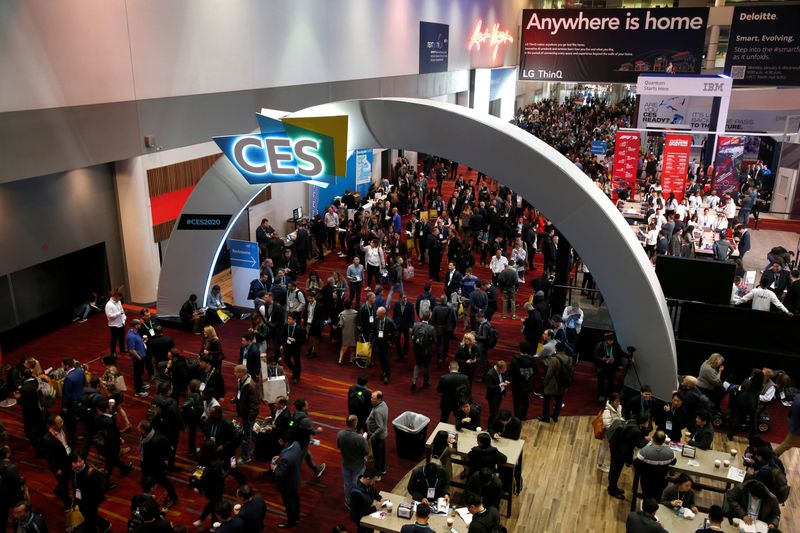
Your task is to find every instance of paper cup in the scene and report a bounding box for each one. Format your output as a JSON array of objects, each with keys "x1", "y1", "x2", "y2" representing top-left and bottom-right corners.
[
  {"x1": 476, "y1": 426, "x2": 482, "y2": 432},
  {"x1": 714, "y1": 459, "x2": 721, "y2": 468},
  {"x1": 447, "y1": 517, "x2": 455, "y2": 527},
  {"x1": 723, "y1": 459, "x2": 731, "y2": 467},
  {"x1": 730, "y1": 448, "x2": 738, "y2": 457}
]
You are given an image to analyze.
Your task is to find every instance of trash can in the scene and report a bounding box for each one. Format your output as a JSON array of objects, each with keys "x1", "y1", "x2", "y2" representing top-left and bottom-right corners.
[{"x1": 392, "y1": 411, "x2": 430, "y2": 459}]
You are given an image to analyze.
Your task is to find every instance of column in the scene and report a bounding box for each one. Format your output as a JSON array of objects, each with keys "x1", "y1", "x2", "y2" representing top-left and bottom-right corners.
[{"x1": 114, "y1": 157, "x2": 161, "y2": 304}]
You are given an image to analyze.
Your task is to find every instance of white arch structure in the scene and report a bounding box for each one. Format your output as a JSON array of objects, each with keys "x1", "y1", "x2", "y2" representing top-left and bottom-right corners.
[{"x1": 157, "y1": 98, "x2": 677, "y2": 398}]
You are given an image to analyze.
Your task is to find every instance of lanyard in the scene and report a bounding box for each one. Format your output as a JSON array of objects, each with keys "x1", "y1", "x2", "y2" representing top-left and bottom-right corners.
[
  {"x1": 289, "y1": 324, "x2": 296, "y2": 338},
  {"x1": 379, "y1": 319, "x2": 385, "y2": 331},
  {"x1": 205, "y1": 368, "x2": 215, "y2": 382},
  {"x1": 210, "y1": 423, "x2": 219, "y2": 438}
]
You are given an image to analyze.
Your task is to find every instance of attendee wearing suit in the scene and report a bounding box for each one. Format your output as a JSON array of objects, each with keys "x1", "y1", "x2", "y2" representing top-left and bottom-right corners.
[
  {"x1": 782, "y1": 269, "x2": 800, "y2": 313},
  {"x1": 444, "y1": 262, "x2": 463, "y2": 300},
  {"x1": 490, "y1": 409, "x2": 524, "y2": 492},
  {"x1": 42, "y1": 415, "x2": 71, "y2": 508},
  {"x1": 272, "y1": 432, "x2": 303, "y2": 529},
  {"x1": 93, "y1": 398, "x2": 133, "y2": 482},
  {"x1": 281, "y1": 313, "x2": 307, "y2": 384},
  {"x1": 437, "y1": 361, "x2": 471, "y2": 423},
  {"x1": 392, "y1": 293, "x2": 415, "y2": 361},
  {"x1": 61, "y1": 358, "x2": 86, "y2": 413},
  {"x1": 137, "y1": 419, "x2": 179, "y2": 507},
  {"x1": 236, "y1": 484, "x2": 267, "y2": 533},
  {"x1": 239, "y1": 333, "x2": 261, "y2": 382},
  {"x1": 70, "y1": 452, "x2": 111, "y2": 532},
  {"x1": 454, "y1": 399, "x2": 482, "y2": 431},
  {"x1": 431, "y1": 296, "x2": 457, "y2": 365},
  {"x1": 760, "y1": 263, "x2": 790, "y2": 295},
  {"x1": 734, "y1": 224, "x2": 751, "y2": 261},
  {"x1": 484, "y1": 361, "x2": 509, "y2": 429}
]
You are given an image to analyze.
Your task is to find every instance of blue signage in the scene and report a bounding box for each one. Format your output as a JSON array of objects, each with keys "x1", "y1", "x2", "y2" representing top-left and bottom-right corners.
[
  {"x1": 228, "y1": 239, "x2": 259, "y2": 269},
  {"x1": 591, "y1": 141, "x2": 608, "y2": 156},
  {"x1": 419, "y1": 21, "x2": 449, "y2": 74}
]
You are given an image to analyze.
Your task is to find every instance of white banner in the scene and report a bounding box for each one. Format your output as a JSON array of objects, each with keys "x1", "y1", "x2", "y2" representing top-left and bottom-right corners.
[
  {"x1": 229, "y1": 239, "x2": 260, "y2": 307},
  {"x1": 636, "y1": 75, "x2": 732, "y2": 98}
]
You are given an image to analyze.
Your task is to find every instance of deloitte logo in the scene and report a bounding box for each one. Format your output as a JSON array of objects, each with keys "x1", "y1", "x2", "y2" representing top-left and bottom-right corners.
[{"x1": 214, "y1": 113, "x2": 348, "y2": 188}]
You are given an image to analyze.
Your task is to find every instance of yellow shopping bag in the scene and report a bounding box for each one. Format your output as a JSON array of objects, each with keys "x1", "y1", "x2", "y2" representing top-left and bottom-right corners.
[{"x1": 65, "y1": 506, "x2": 84, "y2": 532}]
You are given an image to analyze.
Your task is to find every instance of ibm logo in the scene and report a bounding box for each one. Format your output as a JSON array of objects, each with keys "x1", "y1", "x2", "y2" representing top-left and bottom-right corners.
[{"x1": 702, "y1": 82, "x2": 725, "y2": 93}]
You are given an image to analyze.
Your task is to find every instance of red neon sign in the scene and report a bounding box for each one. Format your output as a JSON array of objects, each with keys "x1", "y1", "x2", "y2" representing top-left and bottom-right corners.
[{"x1": 467, "y1": 19, "x2": 514, "y2": 61}]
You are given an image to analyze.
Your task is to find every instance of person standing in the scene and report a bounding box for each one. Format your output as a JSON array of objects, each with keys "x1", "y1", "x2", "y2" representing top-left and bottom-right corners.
[
  {"x1": 782, "y1": 269, "x2": 800, "y2": 314},
  {"x1": 347, "y1": 256, "x2": 365, "y2": 308},
  {"x1": 105, "y1": 291, "x2": 126, "y2": 354},
  {"x1": 10, "y1": 501, "x2": 48, "y2": 533},
  {"x1": 137, "y1": 419, "x2": 178, "y2": 508},
  {"x1": 93, "y1": 398, "x2": 133, "y2": 484},
  {"x1": 608, "y1": 414, "x2": 651, "y2": 500},
  {"x1": 18, "y1": 369, "x2": 46, "y2": 453},
  {"x1": 271, "y1": 431, "x2": 303, "y2": 529},
  {"x1": 538, "y1": 345, "x2": 571, "y2": 423},
  {"x1": 236, "y1": 484, "x2": 267, "y2": 533},
  {"x1": 126, "y1": 320, "x2": 148, "y2": 397},
  {"x1": 256, "y1": 218, "x2": 272, "y2": 263},
  {"x1": 232, "y1": 365, "x2": 260, "y2": 464},
  {"x1": 485, "y1": 361, "x2": 509, "y2": 429},
  {"x1": 337, "y1": 414, "x2": 369, "y2": 510},
  {"x1": 410, "y1": 311, "x2": 436, "y2": 391},
  {"x1": 41, "y1": 415, "x2": 72, "y2": 508},
  {"x1": 337, "y1": 299, "x2": 359, "y2": 365},
  {"x1": 324, "y1": 206, "x2": 339, "y2": 253},
  {"x1": 444, "y1": 261, "x2": 463, "y2": 301},
  {"x1": 430, "y1": 295, "x2": 456, "y2": 367},
  {"x1": 372, "y1": 306, "x2": 396, "y2": 385},
  {"x1": 634, "y1": 430, "x2": 676, "y2": 501},
  {"x1": 69, "y1": 452, "x2": 111, "y2": 533},
  {"x1": 366, "y1": 391, "x2": 388, "y2": 477},
  {"x1": 282, "y1": 313, "x2": 307, "y2": 384},
  {"x1": 426, "y1": 228, "x2": 444, "y2": 281},
  {"x1": 437, "y1": 361, "x2": 471, "y2": 423},
  {"x1": 498, "y1": 264, "x2": 520, "y2": 319},
  {"x1": 509, "y1": 343, "x2": 536, "y2": 420},
  {"x1": 593, "y1": 332, "x2": 623, "y2": 403},
  {"x1": 239, "y1": 333, "x2": 261, "y2": 383},
  {"x1": 392, "y1": 293, "x2": 415, "y2": 362}
]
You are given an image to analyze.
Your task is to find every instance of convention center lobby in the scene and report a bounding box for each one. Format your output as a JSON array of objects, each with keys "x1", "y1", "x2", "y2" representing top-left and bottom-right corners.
[{"x1": 0, "y1": 1, "x2": 799, "y2": 532}]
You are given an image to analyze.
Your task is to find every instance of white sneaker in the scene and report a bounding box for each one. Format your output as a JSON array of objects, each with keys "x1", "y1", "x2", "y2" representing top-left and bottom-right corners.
[
  {"x1": 136, "y1": 391, "x2": 148, "y2": 397},
  {"x1": 192, "y1": 520, "x2": 203, "y2": 528},
  {"x1": 143, "y1": 384, "x2": 151, "y2": 389},
  {"x1": 597, "y1": 464, "x2": 610, "y2": 473}
]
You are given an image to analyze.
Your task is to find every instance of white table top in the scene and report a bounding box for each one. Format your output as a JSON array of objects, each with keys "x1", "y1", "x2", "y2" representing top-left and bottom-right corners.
[
  {"x1": 656, "y1": 504, "x2": 737, "y2": 532},
  {"x1": 425, "y1": 422, "x2": 525, "y2": 467},
  {"x1": 359, "y1": 491, "x2": 468, "y2": 533}
]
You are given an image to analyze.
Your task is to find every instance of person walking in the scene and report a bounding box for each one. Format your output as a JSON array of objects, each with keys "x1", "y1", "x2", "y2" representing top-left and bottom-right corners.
[
  {"x1": 137, "y1": 419, "x2": 178, "y2": 508},
  {"x1": 366, "y1": 391, "x2": 389, "y2": 477},
  {"x1": 232, "y1": 365, "x2": 260, "y2": 464},
  {"x1": 538, "y1": 344, "x2": 572, "y2": 423},
  {"x1": 485, "y1": 361, "x2": 509, "y2": 429},
  {"x1": 437, "y1": 361, "x2": 471, "y2": 423},
  {"x1": 337, "y1": 414, "x2": 369, "y2": 510},
  {"x1": 410, "y1": 311, "x2": 436, "y2": 391},
  {"x1": 271, "y1": 432, "x2": 303, "y2": 529},
  {"x1": 372, "y1": 307, "x2": 396, "y2": 385},
  {"x1": 69, "y1": 452, "x2": 111, "y2": 533}
]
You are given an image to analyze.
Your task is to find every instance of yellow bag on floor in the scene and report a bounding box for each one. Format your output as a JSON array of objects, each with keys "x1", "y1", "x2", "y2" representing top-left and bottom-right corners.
[
  {"x1": 217, "y1": 309, "x2": 232, "y2": 323},
  {"x1": 356, "y1": 341, "x2": 372, "y2": 360}
]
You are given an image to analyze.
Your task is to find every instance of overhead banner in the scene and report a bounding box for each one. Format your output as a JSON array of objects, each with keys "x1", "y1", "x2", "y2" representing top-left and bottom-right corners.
[
  {"x1": 519, "y1": 8, "x2": 708, "y2": 83},
  {"x1": 419, "y1": 21, "x2": 449, "y2": 74},
  {"x1": 713, "y1": 137, "x2": 746, "y2": 197},
  {"x1": 725, "y1": 5, "x2": 800, "y2": 86},
  {"x1": 661, "y1": 135, "x2": 692, "y2": 203},
  {"x1": 611, "y1": 132, "x2": 640, "y2": 200}
]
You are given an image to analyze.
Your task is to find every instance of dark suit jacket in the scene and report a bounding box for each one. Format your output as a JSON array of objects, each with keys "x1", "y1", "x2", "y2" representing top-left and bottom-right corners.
[
  {"x1": 238, "y1": 494, "x2": 267, "y2": 532},
  {"x1": 202, "y1": 367, "x2": 226, "y2": 398},
  {"x1": 444, "y1": 270, "x2": 463, "y2": 295},
  {"x1": 371, "y1": 317, "x2": 396, "y2": 346},
  {"x1": 783, "y1": 280, "x2": 800, "y2": 313},
  {"x1": 485, "y1": 368, "x2": 506, "y2": 403},
  {"x1": 275, "y1": 442, "x2": 303, "y2": 493},
  {"x1": 239, "y1": 343, "x2": 261, "y2": 379},
  {"x1": 73, "y1": 465, "x2": 107, "y2": 507},
  {"x1": 725, "y1": 480, "x2": 781, "y2": 528},
  {"x1": 41, "y1": 430, "x2": 70, "y2": 474},
  {"x1": 738, "y1": 230, "x2": 751, "y2": 254},
  {"x1": 761, "y1": 269, "x2": 790, "y2": 294},
  {"x1": 490, "y1": 416, "x2": 522, "y2": 440},
  {"x1": 358, "y1": 303, "x2": 376, "y2": 333},
  {"x1": 431, "y1": 304, "x2": 456, "y2": 335},
  {"x1": 437, "y1": 372, "x2": 471, "y2": 412},
  {"x1": 140, "y1": 431, "x2": 172, "y2": 476},
  {"x1": 393, "y1": 300, "x2": 415, "y2": 329},
  {"x1": 454, "y1": 404, "x2": 481, "y2": 431},
  {"x1": 62, "y1": 368, "x2": 86, "y2": 410}
]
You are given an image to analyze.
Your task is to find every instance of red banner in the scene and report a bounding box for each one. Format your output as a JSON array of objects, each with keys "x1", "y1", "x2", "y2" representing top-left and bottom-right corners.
[
  {"x1": 661, "y1": 134, "x2": 692, "y2": 203},
  {"x1": 611, "y1": 132, "x2": 640, "y2": 200}
]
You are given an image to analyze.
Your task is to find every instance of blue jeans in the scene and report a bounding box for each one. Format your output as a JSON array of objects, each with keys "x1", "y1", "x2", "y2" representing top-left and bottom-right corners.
[
  {"x1": 385, "y1": 281, "x2": 404, "y2": 309},
  {"x1": 342, "y1": 462, "x2": 365, "y2": 505},
  {"x1": 241, "y1": 418, "x2": 254, "y2": 460}
]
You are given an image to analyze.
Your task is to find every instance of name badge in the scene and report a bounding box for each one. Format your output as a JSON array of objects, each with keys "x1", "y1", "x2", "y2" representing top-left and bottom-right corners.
[
  {"x1": 427, "y1": 487, "x2": 436, "y2": 499},
  {"x1": 378, "y1": 331, "x2": 384, "y2": 339},
  {"x1": 369, "y1": 316, "x2": 374, "y2": 323},
  {"x1": 236, "y1": 390, "x2": 241, "y2": 400},
  {"x1": 199, "y1": 382, "x2": 206, "y2": 392},
  {"x1": 419, "y1": 230, "x2": 423, "y2": 236},
  {"x1": 665, "y1": 421, "x2": 673, "y2": 431},
  {"x1": 148, "y1": 328, "x2": 155, "y2": 337},
  {"x1": 75, "y1": 489, "x2": 82, "y2": 500}
]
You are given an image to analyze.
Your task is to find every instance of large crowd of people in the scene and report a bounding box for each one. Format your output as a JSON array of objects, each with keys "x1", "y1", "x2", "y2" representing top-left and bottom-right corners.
[{"x1": 0, "y1": 96, "x2": 797, "y2": 533}]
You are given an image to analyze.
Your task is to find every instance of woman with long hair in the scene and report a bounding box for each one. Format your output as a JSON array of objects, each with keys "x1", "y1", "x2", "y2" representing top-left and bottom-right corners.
[
  {"x1": 201, "y1": 326, "x2": 224, "y2": 371},
  {"x1": 455, "y1": 332, "x2": 482, "y2": 384},
  {"x1": 100, "y1": 354, "x2": 133, "y2": 431}
]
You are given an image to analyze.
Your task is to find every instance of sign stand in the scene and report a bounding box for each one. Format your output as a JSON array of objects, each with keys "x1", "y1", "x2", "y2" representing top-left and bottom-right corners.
[{"x1": 229, "y1": 240, "x2": 260, "y2": 308}]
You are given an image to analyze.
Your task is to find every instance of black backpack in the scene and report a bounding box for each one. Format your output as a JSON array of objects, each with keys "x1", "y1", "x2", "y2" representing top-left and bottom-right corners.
[
  {"x1": 481, "y1": 323, "x2": 498, "y2": 349},
  {"x1": 412, "y1": 323, "x2": 434, "y2": 352},
  {"x1": 516, "y1": 354, "x2": 536, "y2": 386},
  {"x1": 556, "y1": 358, "x2": 575, "y2": 389}
]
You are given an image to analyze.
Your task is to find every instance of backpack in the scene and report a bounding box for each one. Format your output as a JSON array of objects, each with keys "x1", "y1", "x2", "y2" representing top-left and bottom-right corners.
[
  {"x1": 418, "y1": 296, "x2": 432, "y2": 319},
  {"x1": 347, "y1": 387, "x2": 370, "y2": 417},
  {"x1": 606, "y1": 419, "x2": 625, "y2": 445},
  {"x1": 556, "y1": 358, "x2": 574, "y2": 389},
  {"x1": 37, "y1": 378, "x2": 56, "y2": 409},
  {"x1": 769, "y1": 466, "x2": 791, "y2": 503},
  {"x1": 516, "y1": 354, "x2": 536, "y2": 386},
  {"x1": 147, "y1": 403, "x2": 164, "y2": 432},
  {"x1": 484, "y1": 323, "x2": 499, "y2": 349},
  {"x1": 412, "y1": 323, "x2": 434, "y2": 352}
]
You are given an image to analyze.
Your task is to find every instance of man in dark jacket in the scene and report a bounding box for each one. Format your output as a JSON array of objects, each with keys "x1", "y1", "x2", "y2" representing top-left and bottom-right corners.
[
  {"x1": 350, "y1": 468, "x2": 385, "y2": 533},
  {"x1": 372, "y1": 306, "x2": 396, "y2": 385},
  {"x1": 444, "y1": 261, "x2": 463, "y2": 300},
  {"x1": 392, "y1": 293, "x2": 415, "y2": 361},
  {"x1": 426, "y1": 228, "x2": 443, "y2": 281},
  {"x1": 687, "y1": 409, "x2": 715, "y2": 450},
  {"x1": 272, "y1": 432, "x2": 303, "y2": 528},
  {"x1": 466, "y1": 468, "x2": 503, "y2": 510},
  {"x1": 594, "y1": 332, "x2": 623, "y2": 403},
  {"x1": 70, "y1": 452, "x2": 110, "y2": 532},
  {"x1": 608, "y1": 414, "x2": 651, "y2": 499},
  {"x1": 410, "y1": 312, "x2": 436, "y2": 390},
  {"x1": 41, "y1": 415, "x2": 72, "y2": 508},
  {"x1": 509, "y1": 344, "x2": 536, "y2": 420},
  {"x1": 347, "y1": 375, "x2": 372, "y2": 432},
  {"x1": 282, "y1": 313, "x2": 307, "y2": 384},
  {"x1": 137, "y1": 419, "x2": 178, "y2": 507},
  {"x1": 407, "y1": 463, "x2": 450, "y2": 504},
  {"x1": 484, "y1": 361, "x2": 509, "y2": 429},
  {"x1": 93, "y1": 398, "x2": 133, "y2": 483},
  {"x1": 634, "y1": 430, "x2": 676, "y2": 501},
  {"x1": 437, "y1": 361, "x2": 471, "y2": 423},
  {"x1": 465, "y1": 492, "x2": 501, "y2": 533},
  {"x1": 239, "y1": 333, "x2": 261, "y2": 382},
  {"x1": 625, "y1": 497, "x2": 663, "y2": 533},
  {"x1": 152, "y1": 383, "x2": 182, "y2": 469},
  {"x1": 199, "y1": 356, "x2": 225, "y2": 400},
  {"x1": 236, "y1": 484, "x2": 267, "y2": 532},
  {"x1": 233, "y1": 365, "x2": 260, "y2": 464},
  {"x1": 468, "y1": 432, "x2": 508, "y2": 474},
  {"x1": 18, "y1": 369, "x2": 46, "y2": 453},
  {"x1": 430, "y1": 295, "x2": 456, "y2": 365},
  {"x1": 454, "y1": 399, "x2": 482, "y2": 431},
  {"x1": 725, "y1": 479, "x2": 781, "y2": 529},
  {"x1": 293, "y1": 398, "x2": 326, "y2": 478}
]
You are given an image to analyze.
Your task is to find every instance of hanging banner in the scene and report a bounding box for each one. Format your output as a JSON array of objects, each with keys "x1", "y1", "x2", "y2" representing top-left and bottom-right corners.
[
  {"x1": 419, "y1": 21, "x2": 449, "y2": 74},
  {"x1": 519, "y1": 8, "x2": 708, "y2": 83},
  {"x1": 712, "y1": 137, "x2": 746, "y2": 197},
  {"x1": 661, "y1": 134, "x2": 692, "y2": 203},
  {"x1": 725, "y1": 5, "x2": 800, "y2": 86},
  {"x1": 611, "y1": 132, "x2": 640, "y2": 200},
  {"x1": 228, "y1": 239, "x2": 260, "y2": 307}
]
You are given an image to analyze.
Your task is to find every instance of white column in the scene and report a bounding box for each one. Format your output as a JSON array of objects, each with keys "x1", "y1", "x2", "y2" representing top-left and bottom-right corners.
[
  {"x1": 114, "y1": 157, "x2": 161, "y2": 304},
  {"x1": 704, "y1": 0, "x2": 726, "y2": 71}
]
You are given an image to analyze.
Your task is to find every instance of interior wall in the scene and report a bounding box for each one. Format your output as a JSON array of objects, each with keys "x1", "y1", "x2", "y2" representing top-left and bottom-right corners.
[{"x1": 0, "y1": 163, "x2": 124, "y2": 288}]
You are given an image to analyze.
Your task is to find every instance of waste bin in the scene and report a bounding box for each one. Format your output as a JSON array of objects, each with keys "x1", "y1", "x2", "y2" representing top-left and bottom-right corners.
[{"x1": 392, "y1": 411, "x2": 430, "y2": 459}]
